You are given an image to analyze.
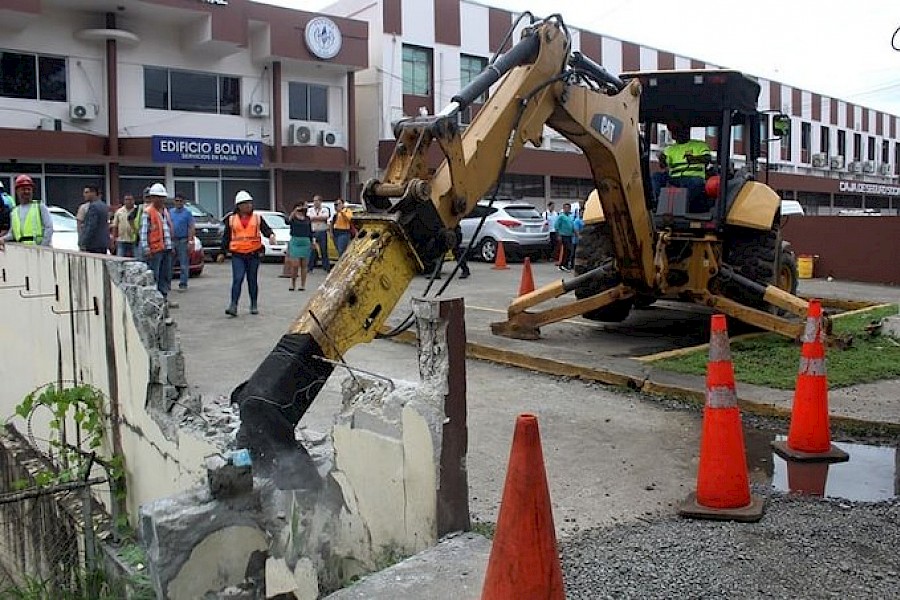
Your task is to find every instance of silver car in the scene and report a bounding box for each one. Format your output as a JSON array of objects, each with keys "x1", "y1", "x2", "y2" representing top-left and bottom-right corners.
[{"x1": 459, "y1": 201, "x2": 549, "y2": 262}]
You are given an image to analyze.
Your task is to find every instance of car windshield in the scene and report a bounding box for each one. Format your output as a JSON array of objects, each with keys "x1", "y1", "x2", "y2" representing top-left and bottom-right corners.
[
  {"x1": 51, "y1": 213, "x2": 78, "y2": 232},
  {"x1": 186, "y1": 204, "x2": 213, "y2": 218},
  {"x1": 504, "y1": 206, "x2": 541, "y2": 219},
  {"x1": 261, "y1": 213, "x2": 288, "y2": 229}
]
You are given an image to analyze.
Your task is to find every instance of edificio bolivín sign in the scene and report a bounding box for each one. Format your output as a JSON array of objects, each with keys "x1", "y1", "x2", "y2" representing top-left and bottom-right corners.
[
  {"x1": 152, "y1": 136, "x2": 263, "y2": 167},
  {"x1": 838, "y1": 180, "x2": 900, "y2": 197}
]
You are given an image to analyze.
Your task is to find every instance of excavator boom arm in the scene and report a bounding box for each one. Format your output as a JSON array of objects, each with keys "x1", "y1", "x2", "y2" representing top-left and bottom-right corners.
[{"x1": 232, "y1": 18, "x2": 657, "y2": 471}]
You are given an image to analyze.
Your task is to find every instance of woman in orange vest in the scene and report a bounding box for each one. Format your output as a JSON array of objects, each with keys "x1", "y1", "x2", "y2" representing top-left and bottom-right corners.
[{"x1": 216, "y1": 191, "x2": 275, "y2": 316}]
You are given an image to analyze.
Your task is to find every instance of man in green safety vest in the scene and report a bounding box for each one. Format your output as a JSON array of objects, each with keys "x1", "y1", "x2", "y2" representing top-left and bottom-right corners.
[
  {"x1": 651, "y1": 122, "x2": 712, "y2": 212},
  {"x1": 0, "y1": 175, "x2": 53, "y2": 250}
]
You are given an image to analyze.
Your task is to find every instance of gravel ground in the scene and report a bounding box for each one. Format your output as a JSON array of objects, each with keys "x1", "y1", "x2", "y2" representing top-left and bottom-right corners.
[{"x1": 561, "y1": 493, "x2": 900, "y2": 599}]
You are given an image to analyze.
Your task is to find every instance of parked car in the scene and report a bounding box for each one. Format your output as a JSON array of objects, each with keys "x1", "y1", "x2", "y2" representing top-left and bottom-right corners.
[
  {"x1": 459, "y1": 200, "x2": 549, "y2": 262},
  {"x1": 172, "y1": 236, "x2": 204, "y2": 278},
  {"x1": 257, "y1": 210, "x2": 291, "y2": 261},
  {"x1": 48, "y1": 206, "x2": 79, "y2": 251},
  {"x1": 165, "y1": 201, "x2": 224, "y2": 260}
]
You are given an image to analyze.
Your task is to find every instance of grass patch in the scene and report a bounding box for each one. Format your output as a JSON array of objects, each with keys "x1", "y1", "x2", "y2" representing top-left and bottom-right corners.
[{"x1": 654, "y1": 305, "x2": 900, "y2": 389}]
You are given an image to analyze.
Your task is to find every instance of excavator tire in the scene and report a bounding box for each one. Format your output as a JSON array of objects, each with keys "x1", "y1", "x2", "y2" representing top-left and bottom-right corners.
[
  {"x1": 573, "y1": 222, "x2": 633, "y2": 322},
  {"x1": 724, "y1": 227, "x2": 797, "y2": 308},
  {"x1": 779, "y1": 244, "x2": 800, "y2": 296}
]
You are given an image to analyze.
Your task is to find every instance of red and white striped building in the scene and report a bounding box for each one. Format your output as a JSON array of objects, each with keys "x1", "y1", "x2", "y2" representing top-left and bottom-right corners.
[{"x1": 325, "y1": 0, "x2": 900, "y2": 215}]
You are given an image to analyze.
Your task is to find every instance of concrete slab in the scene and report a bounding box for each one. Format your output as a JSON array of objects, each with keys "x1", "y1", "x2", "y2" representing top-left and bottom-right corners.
[{"x1": 324, "y1": 532, "x2": 490, "y2": 600}]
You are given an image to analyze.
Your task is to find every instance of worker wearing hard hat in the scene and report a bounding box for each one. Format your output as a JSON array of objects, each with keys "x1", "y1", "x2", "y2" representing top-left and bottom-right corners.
[
  {"x1": 139, "y1": 183, "x2": 177, "y2": 307},
  {"x1": 0, "y1": 175, "x2": 53, "y2": 250},
  {"x1": 216, "y1": 190, "x2": 276, "y2": 316}
]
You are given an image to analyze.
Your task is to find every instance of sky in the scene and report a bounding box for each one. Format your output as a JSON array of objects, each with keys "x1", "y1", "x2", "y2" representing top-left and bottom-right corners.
[{"x1": 267, "y1": 0, "x2": 900, "y2": 116}]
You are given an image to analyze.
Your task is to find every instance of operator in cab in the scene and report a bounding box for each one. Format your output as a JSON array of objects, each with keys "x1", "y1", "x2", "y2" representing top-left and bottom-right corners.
[{"x1": 652, "y1": 122, "x2": 712, "y2": 212}]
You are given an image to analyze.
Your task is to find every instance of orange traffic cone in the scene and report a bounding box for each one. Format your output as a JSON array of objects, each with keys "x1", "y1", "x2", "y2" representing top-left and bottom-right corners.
[
  {"x1": 679, "y1": 314, "x2": 765, "y2": 522},
  {"x1": 785, "y1": 460, "x2": 830, "y2": 497},
  {"x1": 518, "y1": 257, "x2": 535, "y2": 296},
  {"x1": 772, "y1": 299, "x2": 849, "y2": 463},
  {"x1": 481, "y1": 414, "x2": 564, "y2": 600},
  {"x1": 492, "y1": 240, "x2": 508, "y2": 270}
]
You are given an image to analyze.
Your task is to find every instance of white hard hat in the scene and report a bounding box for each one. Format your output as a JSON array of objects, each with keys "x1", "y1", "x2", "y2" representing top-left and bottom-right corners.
[
  {"x1": 147, "y1": 183, "x2": 168, "y2": 197},
  {"x1": 234, "y1": 190, "x2": 253, "y2": 205}
]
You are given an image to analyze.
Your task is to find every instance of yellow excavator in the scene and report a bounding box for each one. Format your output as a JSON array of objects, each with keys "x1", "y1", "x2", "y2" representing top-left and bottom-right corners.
[{"x1": 233, "y1": 14, "x2": 810, "y2": 471}]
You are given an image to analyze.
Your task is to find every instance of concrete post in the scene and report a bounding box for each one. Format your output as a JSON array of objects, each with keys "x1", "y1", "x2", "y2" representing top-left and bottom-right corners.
[{"x1": 412, "y1": 296, "x2": 470, "y2": 535}]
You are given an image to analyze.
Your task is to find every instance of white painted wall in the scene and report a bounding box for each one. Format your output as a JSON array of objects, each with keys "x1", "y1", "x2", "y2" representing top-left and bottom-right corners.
[{"x1": 0, "y1": 247, "x2": 217, "y2": 522}]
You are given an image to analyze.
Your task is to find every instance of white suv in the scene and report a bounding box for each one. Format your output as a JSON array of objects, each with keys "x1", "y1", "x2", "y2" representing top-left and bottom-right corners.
[{"x1": 459, "y1": 200, "x2": 550, "y2": 262}]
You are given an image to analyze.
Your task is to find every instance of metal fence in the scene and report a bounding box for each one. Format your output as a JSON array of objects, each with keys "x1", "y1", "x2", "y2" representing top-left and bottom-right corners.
[{"x1": 0, "y1": 425, "x2": 144, "y2": 599}]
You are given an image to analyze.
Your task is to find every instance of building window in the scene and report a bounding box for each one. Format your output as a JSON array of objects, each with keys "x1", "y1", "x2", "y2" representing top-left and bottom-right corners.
[
  {"x1": 800, "y1": 122, "x2": 811, "y2": 163},
  {"x1": 497, "y1": 174, "x2": 544, "y2": 199},
  {"x1": 837, "y1": 129, "x2": 846, "y2": 158},
  {"x1": 0, "y1": 51, "x2": 67, "y2": 101},
  {"x1": 459, "y1": 54, "x2": 488, "y2": 125},
  {"x1": 882, "y1": 140, "x2": 890, "y2": 164},
  {"x1": 143, "y1": 66, "x2": 241, "y2": 115},
  {"x1": 867, "y1": 137, "x2": 876, "y2": 161},
  {"x1": 550, "y1": 177, "x2": 594, "y2": 200},
  {"x1": 853, "y1": 133, "x2": 862, "y2": 161},
  {"x1": 780, "y1": 128, "x2": 791, "y2": 161},
  {"x1": 894, "y1": 142, "x2": 900, "y2": 175},
  {"x1": 460, "y1": 54, "x2": 487, "y2": 100},
  {"x1": 819, "y1": 126, "x2": 830, "y2": 154},
  {"x1": 288, "y1": 82, "x2": 329, "y2": 122},
  {"x1": 402, "y1": 45, "x2": 432, "y2": 96}
]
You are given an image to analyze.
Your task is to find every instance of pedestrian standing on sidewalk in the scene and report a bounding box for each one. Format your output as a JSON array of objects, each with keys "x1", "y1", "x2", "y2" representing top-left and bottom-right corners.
[
  {"x1": 112, "y1": 193, "x2": 139, "y2": 257},
  {"x1": 216, "y1": 191, "x2": 275, "y2": 316},
  {"x1": 307, "y1": 195, "x2": 331, "y2": 272},
  {"x1": 170, "y1": 193, "x2": 196, "y2": 291},
  {"x1": 0, "y1": 175, "x2": 53, "y2": 250},
  {"x1": 542, "y1": 201, "x2": 560, "y2": 261},
  {"x1": 330, "y1": 198, "x2": 354, "y2": 258},
  {"x1": 139, "y1": 183, "x2": 177, "y2": 308},
  {"x1": 78, "y1": 184, "x2": 109, "y2": 254},
  {"x1": 555, "y1": 202, "x2": 576, "y2": 272},
  {"x1": 286, "y1": 201, "x2": 314, "y2": 291}
]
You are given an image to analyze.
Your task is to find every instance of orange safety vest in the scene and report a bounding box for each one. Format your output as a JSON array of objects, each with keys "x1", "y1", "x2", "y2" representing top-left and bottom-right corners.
[
  {"x1": 144, "y1": 206, "x2": 169, "y2": 254},
  {"x1": 229, "y1": 213, "x2": 262, "y2": 254}
]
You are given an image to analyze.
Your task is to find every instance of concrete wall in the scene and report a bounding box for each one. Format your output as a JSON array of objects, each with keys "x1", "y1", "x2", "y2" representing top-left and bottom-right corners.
[
  {"x1": 783, "y1": 216, "x2": 900, "y2": 285},
  {"x1": 0, "y1": 245, "x2": 218, "y2": 522}
]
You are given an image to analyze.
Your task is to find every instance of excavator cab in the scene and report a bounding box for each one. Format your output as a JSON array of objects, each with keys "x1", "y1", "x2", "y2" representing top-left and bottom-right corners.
[{"x1": 621, "y1": 69, "x2": 765, "y2": 232}]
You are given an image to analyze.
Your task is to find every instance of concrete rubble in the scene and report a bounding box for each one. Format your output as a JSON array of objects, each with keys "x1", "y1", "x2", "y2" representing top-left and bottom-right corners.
[
  {"x1": 139, "y1": 297, "x2": 469, "y2": 599},
  {"x1": 107, "y1": 260, "x2": 198, "y2": 437}
]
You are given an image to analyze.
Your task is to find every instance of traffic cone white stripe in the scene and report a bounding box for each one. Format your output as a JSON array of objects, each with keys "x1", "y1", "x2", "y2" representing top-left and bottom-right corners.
[
  {"x1": 798, "y1": 357, "x2": 827, "y2": 376},
  {"x1": 706, "y1": 386, "x2": 737, "y2": 408},
  {"x1": 802, "y1": 317, "x2": 823, "y2": 343}
]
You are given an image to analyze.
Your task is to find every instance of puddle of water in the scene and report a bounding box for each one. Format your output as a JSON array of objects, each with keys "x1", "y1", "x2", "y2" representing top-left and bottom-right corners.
[{"x1": 745, "y1": 432, "x2": 898, "y2": 502}]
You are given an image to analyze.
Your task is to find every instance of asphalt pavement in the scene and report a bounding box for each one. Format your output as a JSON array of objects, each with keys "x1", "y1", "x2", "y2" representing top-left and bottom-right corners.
[{"x1": 169, "y1": 257, "x2": 900, "y2": 599}]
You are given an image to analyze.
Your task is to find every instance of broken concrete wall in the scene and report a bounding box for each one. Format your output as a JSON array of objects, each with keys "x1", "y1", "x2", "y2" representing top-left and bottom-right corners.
[
  {"x1": 0, "y1": 246, "x2": 218, "y2": 521},
  {"x1": 140, "y1": 297, "x2": 470, "y2": 599}
]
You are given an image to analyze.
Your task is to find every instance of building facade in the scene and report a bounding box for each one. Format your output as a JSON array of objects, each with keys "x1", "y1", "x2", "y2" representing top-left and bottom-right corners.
[
  {"x1": 0, "y1": 0, "x2": 368, "y2": 217},
  {"x1": 325, "y1": 0, "x2": 900, "y2": 215}
]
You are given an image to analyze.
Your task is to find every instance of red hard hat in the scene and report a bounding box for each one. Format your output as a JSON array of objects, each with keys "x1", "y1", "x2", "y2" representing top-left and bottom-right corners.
[
  {"x1": 14, "y1": 174, "x2": 34, "y2": 190},
  {"x1": 705, "y1": 175, "x2": 720, "y2": 199}
]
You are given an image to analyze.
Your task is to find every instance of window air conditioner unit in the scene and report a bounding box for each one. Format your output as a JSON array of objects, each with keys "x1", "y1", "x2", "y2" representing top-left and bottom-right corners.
[
  {"x1": 319, "y1": 129, "x2": 343, "y2": 147},
  {"x1": 248, "y1": 101, "x2": 269, "y2": 118},
  {"x1": 69, "y1": 103, "x2": 98, "y2": 121},
  {"x1": 811, "y1": 153, "x2": 828, "y2": 168},
  {"x1": 879, "y1": 163, "x2": 893, "y2": 176},
  {"x1": 847, "y1": 161, "x2": 861, "y2": 173},
  {"x1": 863, "y1": 161, "x2": 876, "y2": 174},
  {"x1": 289, "y1": 123, "x2": 317, "y2": 146},
  {"x1": 829, "y1": 155, "x2": 845, "y2": 169}
]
